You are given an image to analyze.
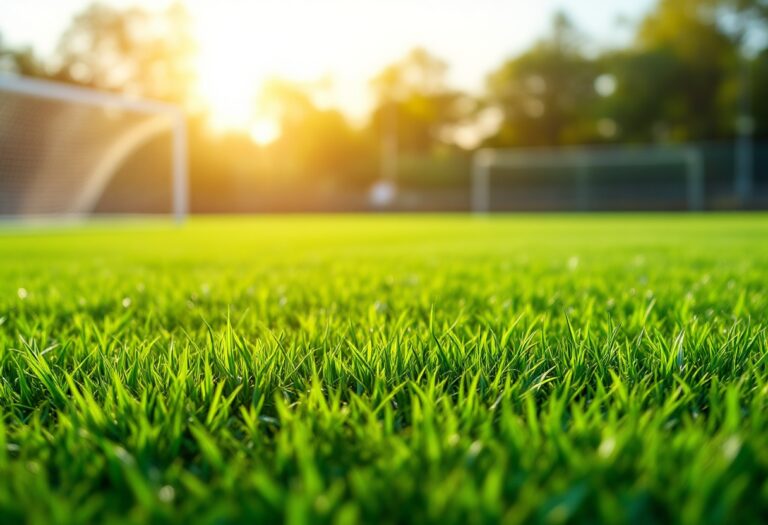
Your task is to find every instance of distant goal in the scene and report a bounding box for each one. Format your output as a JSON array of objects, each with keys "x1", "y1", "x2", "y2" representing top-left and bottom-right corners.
[
  {"x1": 0, "y1": 75, "x2": 188, "y2": 221},
  {"x1": 471, "y1": 145, "x2": 705, "y2": 212}
]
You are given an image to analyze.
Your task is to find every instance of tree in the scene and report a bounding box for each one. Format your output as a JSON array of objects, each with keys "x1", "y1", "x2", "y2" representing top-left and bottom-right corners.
[
  {"x1": 604, "y1": 0, "x2": 740, "y2": 141},
  {"x1": 369, "y1": 48, "x2": 467, "y2": 152},
  {"x1": 254, "y1": 79, "x2": 370, "y2": 184},
  {"x1": 597, "y1": 49, "x2": 688, "y2": 143},
  {"x1": 0, "y1": 34, "x2": 45, "y2": 77},
  {"x1": 751, "y1": 49, "x2": 768, "y2": 137},
  {"x1": 725, "y1": 0, "x2": 768, "y2": 22},
  {"x1": 485, "y1": 13, "x2": 601, "y2": 147},
  {"x1": 53, "y1": 2, "x2": 197, "y2": 105}
]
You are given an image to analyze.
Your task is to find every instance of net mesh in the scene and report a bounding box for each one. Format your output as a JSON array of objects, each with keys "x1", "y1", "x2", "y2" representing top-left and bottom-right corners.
[
  {"x1": 473, "y1": 146, "x2": 704, "y2": 212},
  {"x1": 0, "y1": 83, "x2": 177, "y2": 218}
]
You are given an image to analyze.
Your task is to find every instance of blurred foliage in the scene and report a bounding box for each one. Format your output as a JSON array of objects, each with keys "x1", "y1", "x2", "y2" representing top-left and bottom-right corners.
[
  {"x1": 632, "y1": 0, "x2": 740, "y2": 140},
  {"x1": 0, "y1": 0, "x2": 767, "y2": 210},
  {"x1": 53, "y1": 3, "x2": 197, "y2": 104},
  {"x1": 485, "y1": 13, "x2": 602, "y2": 147},
  {"x1": 755, "y1": 49, "x2": 768, "y2": 136},
  {"x1": 0, "y1": 41, "x2": 44, "y2": 78},
  {"x1": 370, "y1": 48, "x2": 470, "y2": 153},
  {"x1": 727, "y1": 0, "x2": 768, "y2": 20},
  {"x1": 486, "y1": 2, "x2": 748, "y2": 145},
  {"x1": 260, "y1": 79, "x2": 373, "y2": 183}
]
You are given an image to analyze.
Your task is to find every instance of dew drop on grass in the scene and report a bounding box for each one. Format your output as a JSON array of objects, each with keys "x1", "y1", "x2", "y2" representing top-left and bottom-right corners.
[
  {"x1": 598, "y1": 437, "x2": 616, "y2": 458},
  {"x1": 158, "y1": 485, "x2": 175, "y2": 503},
  {"x1": 17, "y1": 287, "x2": 28, "y2": 300},
  {"x1": 722, "y1": 436, "x2": 742, "y2": 461},
  {"x1": 114, "y1": 446, "x2": 135, "y2": 466},
  {"x1": 122, "y1": 297, "x2": 132, "y2": 308}
]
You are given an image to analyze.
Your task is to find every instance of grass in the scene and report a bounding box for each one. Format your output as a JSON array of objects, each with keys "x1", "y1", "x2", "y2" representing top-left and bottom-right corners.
[{"x1": 0, "y1": 214, "x2": 767, "y2": 524}]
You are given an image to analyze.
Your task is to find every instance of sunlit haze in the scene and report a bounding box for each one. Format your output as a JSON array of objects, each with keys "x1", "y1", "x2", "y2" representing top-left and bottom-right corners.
[{"x1": 3, "y1": 0, "x2": 653, "y2": 137}]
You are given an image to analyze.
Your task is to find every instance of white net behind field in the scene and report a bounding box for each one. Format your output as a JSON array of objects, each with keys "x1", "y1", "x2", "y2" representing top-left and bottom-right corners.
[
  {"x1": 472, "y1": 146, "x2": 705, "y2": 212},
  {"x1": 0, "y1": 77, "x2": 184, "y2": 219}
]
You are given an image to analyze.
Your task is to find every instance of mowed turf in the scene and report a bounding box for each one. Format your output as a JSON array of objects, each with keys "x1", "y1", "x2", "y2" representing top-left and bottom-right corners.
[{"x1": 1, "y1": 215, "x2": 767, "y2": 524}]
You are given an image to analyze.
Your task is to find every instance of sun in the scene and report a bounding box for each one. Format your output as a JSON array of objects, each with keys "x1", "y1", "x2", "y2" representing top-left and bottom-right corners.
[
  {"x1": 194, "y1": 30, "x2": 276, "y2": 139},
  {"x1": 190, "y1": 2, "x2": 341, "y2": 144},
  {"x1": 249, "y1": 117, "x2": 282, "y2": 146},
  {"x1": 196, "y1": 73, "x2": 280, "y2": 145}
]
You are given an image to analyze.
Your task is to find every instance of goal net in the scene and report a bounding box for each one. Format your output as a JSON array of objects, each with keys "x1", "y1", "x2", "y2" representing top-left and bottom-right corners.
[
  {"x1": 0, "y1": 75, "x2": 188, "y2": 221},
  {"x1": 471, "y1": 145, "x2": 705, "y2": 213}
]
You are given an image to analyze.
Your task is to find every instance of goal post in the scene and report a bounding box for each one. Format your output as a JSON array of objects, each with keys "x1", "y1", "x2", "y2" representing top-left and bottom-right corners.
[
  {"x1": 0, "y1": 74, "x2": 189, "y2": 222},
  {"x1": 471, "y1": 145, "x2": 705, "y2": 213}
]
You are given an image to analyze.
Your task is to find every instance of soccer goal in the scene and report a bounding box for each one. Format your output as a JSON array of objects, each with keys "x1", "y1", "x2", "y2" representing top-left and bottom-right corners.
[
  {"x1": 0, "y1": 74, "x2": 188, "y2": 221},
  {"x1": 471, "y1": 145, "x2": 705, "y2": 213}
]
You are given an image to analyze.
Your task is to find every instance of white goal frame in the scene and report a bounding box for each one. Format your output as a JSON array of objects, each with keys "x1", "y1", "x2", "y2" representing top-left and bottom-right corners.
[
  {"x1": 0, "y1": 74, "x2": 189, "y2": 222},
  {"x1": 471, "y1": 145, "x2": 705, "y2": 213}
]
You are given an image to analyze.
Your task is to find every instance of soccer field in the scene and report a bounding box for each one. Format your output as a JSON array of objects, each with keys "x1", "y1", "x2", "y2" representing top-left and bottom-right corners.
[{"x1": 1, "y1": 215, "x2": 767, "y2": 524}]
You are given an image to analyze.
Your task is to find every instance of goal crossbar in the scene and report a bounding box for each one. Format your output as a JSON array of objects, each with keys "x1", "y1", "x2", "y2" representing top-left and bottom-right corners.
[
  {"x1": 471, "y1": 145, "x2": 705, "y2": 213},
  {"x1": 0, "y1": 74, "x2": 189, "y2": 221}
]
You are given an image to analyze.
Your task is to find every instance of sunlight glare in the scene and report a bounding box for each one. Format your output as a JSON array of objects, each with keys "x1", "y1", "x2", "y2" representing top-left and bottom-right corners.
[
  {"x1": 192, "y1": 1, "x2": 346, "y2": 140},
  {"x1": 250, "y1": 118, "x2": 282, "y2": 145}
]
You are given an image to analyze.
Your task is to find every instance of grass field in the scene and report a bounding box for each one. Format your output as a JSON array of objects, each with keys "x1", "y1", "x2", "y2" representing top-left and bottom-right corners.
[{"x1": 1, "y1": 215, "x2": 767, "y2": 524}]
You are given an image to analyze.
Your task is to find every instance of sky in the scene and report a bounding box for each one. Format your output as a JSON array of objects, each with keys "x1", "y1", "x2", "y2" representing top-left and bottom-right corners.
[{"x1": 1, "y1": 0, "x2": 656, "y2": 126}]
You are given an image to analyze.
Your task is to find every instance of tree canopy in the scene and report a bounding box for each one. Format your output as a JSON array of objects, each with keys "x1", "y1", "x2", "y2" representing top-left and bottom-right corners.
[{"x1": 0, "y1": 0, "x2": 766, "y2": 208}]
